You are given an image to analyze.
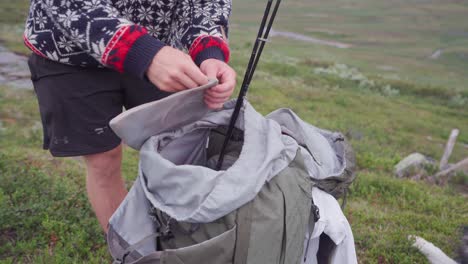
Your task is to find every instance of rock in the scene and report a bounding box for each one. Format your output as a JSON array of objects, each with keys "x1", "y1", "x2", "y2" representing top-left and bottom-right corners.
[
  {"x1": 0, "y1": 52, "x2": 23, "y2": 65},
  {"x1": 394, "y1": 152, "x2": 435, "y2": 178},
  {"x1": 0, "y1": 44, "x2": 32, "y2": 90}
]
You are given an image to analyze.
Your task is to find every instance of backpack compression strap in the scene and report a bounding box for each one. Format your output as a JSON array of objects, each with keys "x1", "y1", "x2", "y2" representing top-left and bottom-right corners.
[
  {"x1": 233, "y1": 201, "x2": 255, "y2": 264},
  {"x1": 115, "y1": 232, "x2": 162, "y2": 264}
]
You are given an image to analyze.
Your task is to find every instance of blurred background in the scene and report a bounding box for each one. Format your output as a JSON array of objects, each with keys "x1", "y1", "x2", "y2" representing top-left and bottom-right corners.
[{"x1": 0, "y1": 0, "x2": 467, "y2": 263}]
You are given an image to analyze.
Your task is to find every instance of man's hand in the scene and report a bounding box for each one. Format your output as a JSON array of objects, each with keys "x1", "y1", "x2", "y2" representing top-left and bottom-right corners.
[
  {"x1": 200, "y1": 59, "x2": 236, "y2": 109},
  {"x1": 146, "y1": 46, "x2": 208, "y2": 92}
]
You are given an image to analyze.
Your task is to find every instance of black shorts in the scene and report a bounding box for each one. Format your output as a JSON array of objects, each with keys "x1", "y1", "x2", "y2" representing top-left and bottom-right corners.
[{"x1": 28, "y1": 54, "x2": 171, "y2": 157}]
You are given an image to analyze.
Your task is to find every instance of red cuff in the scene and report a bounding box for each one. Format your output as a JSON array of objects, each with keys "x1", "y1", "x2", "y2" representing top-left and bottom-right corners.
[
  {"x1": 24, "y1": 35, "x2": 47, "y2": 58},
  {"x1": 189, "y1": 35, "x2": 230, "y2": 64},
  {"x1": 102, "y1": 25, "x2": 148, "y2": 73}
]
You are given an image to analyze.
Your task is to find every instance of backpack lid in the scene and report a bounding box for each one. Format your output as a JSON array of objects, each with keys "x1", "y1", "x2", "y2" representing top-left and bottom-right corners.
[{"x1": 109, "y1": 79, "x2": 218, "y2": 150}]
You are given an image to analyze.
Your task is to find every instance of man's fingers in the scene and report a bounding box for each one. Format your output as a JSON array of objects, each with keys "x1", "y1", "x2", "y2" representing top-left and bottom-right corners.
[
  {"x1": 211, "y1": 81, "x2": 234, "y2": 92},
  {"x1": 166, "y1": 80, "x2": 185, "y2": 92},
  {"x1": 204, "y1": 93, "x2": 230, "y2": 104},
  {"x1": 184, "y1": 63, "x2": 209, "y2": 86},
  {"x1": 205, "y1": 102, "x2": 223, "y2": 109},
  {"x1": 198, "y1": 59, "x2": 236, "y2": 108},
  {"x1": 176, "y1": 73, "x2": 199, "y2": 89},
  {"x1": 205, "y1": 85, "x2": 233, "y2": 99},
  {"x1": 203, "y1": 64, "x2": 219, "y2": 80},
  {"x1": 204, "y1": 97, "x2": 224, "y2": 109},
  {"x1": 218, "y1": 68, "x2": 236, "y2": 86}
]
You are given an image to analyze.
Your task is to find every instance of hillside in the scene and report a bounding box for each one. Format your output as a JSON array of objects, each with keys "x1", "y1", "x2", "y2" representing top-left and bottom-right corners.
[{"x1": 1, "y1": 0, "x2": 467, "y2": 263}]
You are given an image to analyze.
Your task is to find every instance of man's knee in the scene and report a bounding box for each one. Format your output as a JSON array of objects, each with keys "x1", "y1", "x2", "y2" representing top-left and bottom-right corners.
[{"x1": 84, "y1": 144, "x2": 122, "y2": 181}]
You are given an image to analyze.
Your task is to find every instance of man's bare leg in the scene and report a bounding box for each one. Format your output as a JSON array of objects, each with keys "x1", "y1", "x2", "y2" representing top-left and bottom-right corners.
[{"x1": 84, "y1": 144, "x2": 128, "y2": 232}]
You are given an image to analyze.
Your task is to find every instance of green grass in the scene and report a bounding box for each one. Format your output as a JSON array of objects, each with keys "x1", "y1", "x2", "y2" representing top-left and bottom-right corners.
[
  {"x1": 0, "y1": 87, "x2": 138, "y2": 263},
  {"x1": 231, "y1": 0, "x2": 468, "y2": 96},
  {"x1": 1, "y1": 0, "x2": 468, "y2": 263},
  {"x1": 0, "y1": 1, "x2": 29, "y2": 54}
]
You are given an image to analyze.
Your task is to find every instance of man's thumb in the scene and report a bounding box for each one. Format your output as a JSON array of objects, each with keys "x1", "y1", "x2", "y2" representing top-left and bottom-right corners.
[{"x1": 203, "y1": 64, "x2": 218, "y2": 80}]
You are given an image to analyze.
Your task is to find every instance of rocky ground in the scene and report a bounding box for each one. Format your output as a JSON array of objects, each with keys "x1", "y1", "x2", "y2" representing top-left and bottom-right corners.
[{"x1": 0, "y1": 44, "x2": 32, "y2": 90}]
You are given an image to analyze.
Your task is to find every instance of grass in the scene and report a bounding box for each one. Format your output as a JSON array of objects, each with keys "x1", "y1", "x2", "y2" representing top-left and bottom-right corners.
[
  {"x1": 231, "y1": 0, "x2": 468, "y2": 96},
  {"x1": 0, "y1": 1, "x2": 29, "y2": 54},
  {"x1": 1, "y1": 0, "x2": 468, "y2": 263},
  {"x1": 0, "y1": 153, "x2": 109, "y2": 263},
  {"x1": 0, "y1": 87, "x2": 138, "y2": 263}
]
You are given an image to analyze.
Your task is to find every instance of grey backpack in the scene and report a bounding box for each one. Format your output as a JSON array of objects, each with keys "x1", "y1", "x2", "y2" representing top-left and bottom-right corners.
[{"x1": 106, "y1": 81, "x2": 356, "y2": 264}]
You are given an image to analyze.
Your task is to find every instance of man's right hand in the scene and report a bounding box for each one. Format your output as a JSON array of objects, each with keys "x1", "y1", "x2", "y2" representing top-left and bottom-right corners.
[{"x1": 146, "y1": 46, "x2": 209, "y2": 92}]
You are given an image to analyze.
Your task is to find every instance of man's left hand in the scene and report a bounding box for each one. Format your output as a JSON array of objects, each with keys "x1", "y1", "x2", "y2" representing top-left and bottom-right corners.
[{"x1": 200, "y1": 59, "x2": 236, "y2": 109}]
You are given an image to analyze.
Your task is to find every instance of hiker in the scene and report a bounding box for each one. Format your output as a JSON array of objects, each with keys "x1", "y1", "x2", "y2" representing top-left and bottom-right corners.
[{"x1": 24, "y1": 0, "x2": 235, "y2": 232}]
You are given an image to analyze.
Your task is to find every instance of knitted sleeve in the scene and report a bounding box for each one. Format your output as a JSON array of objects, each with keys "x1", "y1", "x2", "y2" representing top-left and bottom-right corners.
[
  {"x1": 173, "y1": 0, "x2": 232, "y2": 66},
  {"x1": 37, "y1": 0, "x2": 166, "y2": 78}
]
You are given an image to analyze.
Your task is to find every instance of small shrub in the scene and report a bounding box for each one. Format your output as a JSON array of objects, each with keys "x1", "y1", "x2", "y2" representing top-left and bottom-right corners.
[
  {"x1": 313, "y1": 64, "x2": 401, "y2": 98},
  {"x1": 381, "y1": 84, "x2": 400, "y2": 97},
  {"x1": 449, "y1": 94, "x2": 467, "y2": 107}
]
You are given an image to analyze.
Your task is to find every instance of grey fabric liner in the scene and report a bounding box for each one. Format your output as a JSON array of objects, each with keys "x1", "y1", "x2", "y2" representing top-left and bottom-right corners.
[{"x1": 136, "y1": 101, "x2": 299, "y2": 223}]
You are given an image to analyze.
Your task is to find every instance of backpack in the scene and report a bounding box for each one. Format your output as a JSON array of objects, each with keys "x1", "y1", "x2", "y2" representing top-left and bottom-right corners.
[{"x1": 107, "y1": 82, "x2": 356, "y2": 264}]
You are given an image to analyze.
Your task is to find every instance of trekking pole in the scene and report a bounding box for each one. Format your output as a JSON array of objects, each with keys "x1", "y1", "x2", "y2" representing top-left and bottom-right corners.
[{"x1": 216, "y1": 0, "x2": 282, "y2": 170}]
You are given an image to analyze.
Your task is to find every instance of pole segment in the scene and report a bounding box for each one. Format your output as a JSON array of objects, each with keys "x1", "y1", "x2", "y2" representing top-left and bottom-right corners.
[{"x1": 216, "y1": 0, "x2": 282, "y2": 170}]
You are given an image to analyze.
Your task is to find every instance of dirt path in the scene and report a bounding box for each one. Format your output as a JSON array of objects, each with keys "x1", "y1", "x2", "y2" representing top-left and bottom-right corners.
[
  {"x1": 0, "y1": 44, "x2": 32, "y2": 90},
  {"x1": 270, "y1": 29, "x2": 352, "y2": 49}
]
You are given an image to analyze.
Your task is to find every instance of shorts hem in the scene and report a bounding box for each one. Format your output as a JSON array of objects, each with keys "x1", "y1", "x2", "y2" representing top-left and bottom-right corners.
[{"x1": 47, "y1": 140, "x2": 122, "y2": 157}]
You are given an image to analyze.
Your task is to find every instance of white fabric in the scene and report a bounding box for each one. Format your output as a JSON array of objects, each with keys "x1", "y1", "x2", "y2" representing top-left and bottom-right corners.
[{"x1": 302, "y1": 187, "x2": 357, "y2": 264}]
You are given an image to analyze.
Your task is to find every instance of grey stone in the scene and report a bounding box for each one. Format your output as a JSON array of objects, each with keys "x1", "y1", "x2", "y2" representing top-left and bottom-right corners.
[
  {"x1": 0, "y1": 45, "x2": 33, "y2": 90},
  {"x1": 0, "y1": 52, "x2": 23, "y2": 65},
  {"x1": 394, "y1": 152, "x2": 435, "y2": 178},
  {"x1": 0, "y1": 61, "x2": 28, "y2": 72},
  {"x1": 0, "y1": 45, "x2": 31, "y2": 89}
]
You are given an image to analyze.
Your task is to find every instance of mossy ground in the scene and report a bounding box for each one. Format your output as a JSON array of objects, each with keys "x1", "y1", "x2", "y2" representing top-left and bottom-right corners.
[{"x1": 1, "y1": 0, "x2": 467, "y2": 263}]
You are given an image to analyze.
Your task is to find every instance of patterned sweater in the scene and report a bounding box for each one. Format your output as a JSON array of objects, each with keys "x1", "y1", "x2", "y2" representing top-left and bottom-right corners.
[{"x1": 24, "y1": 0, "x2": 231, "y2": 79}]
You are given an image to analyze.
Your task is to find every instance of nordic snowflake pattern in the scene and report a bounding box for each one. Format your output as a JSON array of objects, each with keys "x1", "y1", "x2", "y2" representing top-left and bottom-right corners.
[{"x1": 25, "y1": 0, "x2": 231, "y2": 69}]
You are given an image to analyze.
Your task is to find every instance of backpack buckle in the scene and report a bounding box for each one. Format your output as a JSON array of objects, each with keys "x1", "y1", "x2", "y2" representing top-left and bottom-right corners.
[{"x1": 161, "y1": 217, "x2": 174, "y2": 240}]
